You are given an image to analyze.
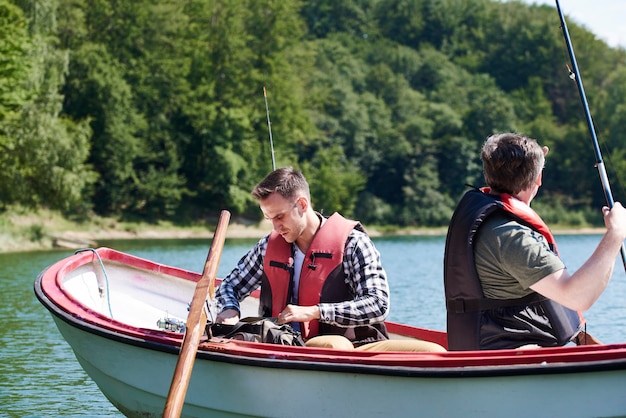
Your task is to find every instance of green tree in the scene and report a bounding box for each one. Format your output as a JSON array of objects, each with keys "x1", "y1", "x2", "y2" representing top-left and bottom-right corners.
[
  {"x1": 0, "y1": 0, "x2": 31, "y2": 123},
  {"x1": 180, "y1": 0, "x2": 310, "y2": 217},
  {"x1": 60, "y1": 0, "x2": 190, "y2": 219},
  {"x1": 2, "y1": 0, "x2": 95, "y2": 213},
  {"x1": 0, "y1": 0, "x2": 32, "y2": 206},
  {"x1": 3, "y1": 0, "x2": 623, "y2": 228},
  {"x1": 301, "y1": 0, "x2": 377, "y2": 39},
  {"x1": 374, "y1": 0, "x2": 426, "y2": 47},
  {"x1": 63, "y1": 43, "x2": 145, "y2": 215},
  {"x1": 302, "y1": 145, "x2": 366, "y2": 217}
]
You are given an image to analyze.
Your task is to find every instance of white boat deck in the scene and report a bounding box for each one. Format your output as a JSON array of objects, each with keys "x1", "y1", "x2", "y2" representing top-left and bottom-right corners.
[{"x1": 61, "y1": 260, "x2": 258, "y2": 331}]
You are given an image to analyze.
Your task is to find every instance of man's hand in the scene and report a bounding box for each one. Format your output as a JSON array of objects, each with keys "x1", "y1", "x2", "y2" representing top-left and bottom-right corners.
[
  {"x1": 277, "y1": 304, "x2": 320, "y2": 324},
  {"x1": 604, "y1": 202, "x2": 626, "y2": 240},
  {"x1": 216, "y1": 308, "x2": 240, "y2": 324}
]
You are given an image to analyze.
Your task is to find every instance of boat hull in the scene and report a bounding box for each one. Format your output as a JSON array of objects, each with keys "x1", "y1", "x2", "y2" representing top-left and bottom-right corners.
[
  {"x1": 50, "y1": 314, "x2": 626, "y2": 418},
  {"x1": 35, "y1": 248, "x2": 626, "y2": 417}
]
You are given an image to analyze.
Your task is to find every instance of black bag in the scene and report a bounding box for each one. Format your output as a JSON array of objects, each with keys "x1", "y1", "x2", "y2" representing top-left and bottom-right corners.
[{"x1": 210, "y1": 317, "x2": 306, "y2": 346}]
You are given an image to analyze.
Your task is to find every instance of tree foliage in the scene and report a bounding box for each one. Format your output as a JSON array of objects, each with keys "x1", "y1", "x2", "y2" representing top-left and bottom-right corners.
[
  {"x1": 1, "y1": 0, "x2": 94, "y2": 213},
  {"x1": 3, "y1": 0, "x2": 626, "y2": 227}
]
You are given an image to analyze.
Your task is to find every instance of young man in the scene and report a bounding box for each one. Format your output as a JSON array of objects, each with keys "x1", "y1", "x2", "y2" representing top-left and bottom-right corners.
[
  {"x1": 216, "y1": 167, "x2": 445, "y2": 352},
  {"x1": 444, "y1": 133, "x2": 626, "y2": 350}
]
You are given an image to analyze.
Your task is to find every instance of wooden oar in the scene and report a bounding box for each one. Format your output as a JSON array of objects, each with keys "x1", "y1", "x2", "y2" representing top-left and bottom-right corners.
[{"x1": 163, "y1": 210, "x2": 231, "y2": 418}]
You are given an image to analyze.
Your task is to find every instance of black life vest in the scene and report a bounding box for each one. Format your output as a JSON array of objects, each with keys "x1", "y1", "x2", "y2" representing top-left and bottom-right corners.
[
  {"x1": 444, "y1": 188, "x2": 583, "y2": 350},
  {"x1": 260, "y1": 213, "x2": 388, "y2": 345}
]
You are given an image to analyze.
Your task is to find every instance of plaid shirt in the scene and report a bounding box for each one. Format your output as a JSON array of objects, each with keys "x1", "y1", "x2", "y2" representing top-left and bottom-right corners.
[{"x1": 216, "y1": 224, "x2": 390, "y2": 327}]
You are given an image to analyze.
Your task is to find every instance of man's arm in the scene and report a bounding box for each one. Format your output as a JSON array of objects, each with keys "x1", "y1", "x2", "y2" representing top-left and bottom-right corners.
[
  {"x1": 316, "y1": 231, "x2": 390, "y2": 327},
  {"x1": 531, "y1": 203, "x2": 626, "y2": 311},
  {"x1": 215, "y1": 236, "x2": 268, "y2": 323}
]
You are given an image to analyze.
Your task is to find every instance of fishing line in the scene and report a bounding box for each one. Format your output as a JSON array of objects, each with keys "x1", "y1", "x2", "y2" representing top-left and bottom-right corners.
[{"x1": 263, "y1": 87, "x2": 276, "y2": 171}]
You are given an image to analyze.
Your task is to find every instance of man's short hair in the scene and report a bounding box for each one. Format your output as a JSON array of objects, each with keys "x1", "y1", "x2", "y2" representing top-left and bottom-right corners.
[
  {"x1": 252, "y1": 167, "x2": 310, "y2": 201},
  {"x1": 481, "y1": 133, "x2": 545, "y2": 195}
]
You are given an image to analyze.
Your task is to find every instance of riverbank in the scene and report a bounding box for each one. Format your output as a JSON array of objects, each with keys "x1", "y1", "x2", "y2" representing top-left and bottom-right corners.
[
  {"x1": 0, "y1": 209, "x2": 272, "y2": 254},
  {"x1": 0, "y1": 208, "x2": 449, "y2": 254},
  {"x1": 0, "y1": 208, "x2": 605, "y2": 254}
]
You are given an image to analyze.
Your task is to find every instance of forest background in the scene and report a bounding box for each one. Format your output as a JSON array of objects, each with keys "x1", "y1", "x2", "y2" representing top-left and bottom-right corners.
[{"x1": 2, "y1": 0, "x2": 626, "y2": 251}]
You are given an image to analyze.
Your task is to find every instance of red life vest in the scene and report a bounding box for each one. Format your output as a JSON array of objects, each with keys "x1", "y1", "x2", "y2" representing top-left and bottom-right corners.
[
  {"x1": 484, "y1": 187, "x2": 559, "y2": 253},
  {"x1": 260, "y1": 213, "x2": 388, "y2": 344}
]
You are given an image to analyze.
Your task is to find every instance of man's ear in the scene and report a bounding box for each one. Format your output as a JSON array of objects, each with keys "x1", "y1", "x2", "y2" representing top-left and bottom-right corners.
[{"x1": 296, "y1": 196, "x2": 308, "y2": 213}]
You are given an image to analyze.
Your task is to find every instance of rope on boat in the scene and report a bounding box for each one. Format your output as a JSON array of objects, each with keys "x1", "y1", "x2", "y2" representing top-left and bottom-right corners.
[{"x1": 75, "y1": 248, "x2": 114, "y2": 318}]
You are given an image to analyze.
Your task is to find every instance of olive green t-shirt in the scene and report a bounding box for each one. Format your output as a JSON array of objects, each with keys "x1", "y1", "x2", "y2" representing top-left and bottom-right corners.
[{"x1": 474, "y1": 213, "x2": 565, "y2": 299}]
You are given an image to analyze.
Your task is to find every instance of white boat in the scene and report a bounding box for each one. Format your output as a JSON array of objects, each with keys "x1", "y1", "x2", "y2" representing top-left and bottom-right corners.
[{"x1": 35, "y1": 247, "x2": 626, "y2": 418}]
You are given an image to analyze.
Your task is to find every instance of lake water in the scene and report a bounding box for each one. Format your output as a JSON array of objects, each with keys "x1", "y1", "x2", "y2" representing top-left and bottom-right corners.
[{"x1": 2, "y1": 234, "x2": 625, "y2": 417}]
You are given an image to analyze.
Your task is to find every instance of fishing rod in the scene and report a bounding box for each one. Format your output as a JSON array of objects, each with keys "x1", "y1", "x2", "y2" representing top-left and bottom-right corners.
[
  {"x1": 263, "y1": 87, "x2": 276, "y2": 171},
  {"x1": 555, "y1": 0, "x2": 626, "y2": 271}
]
